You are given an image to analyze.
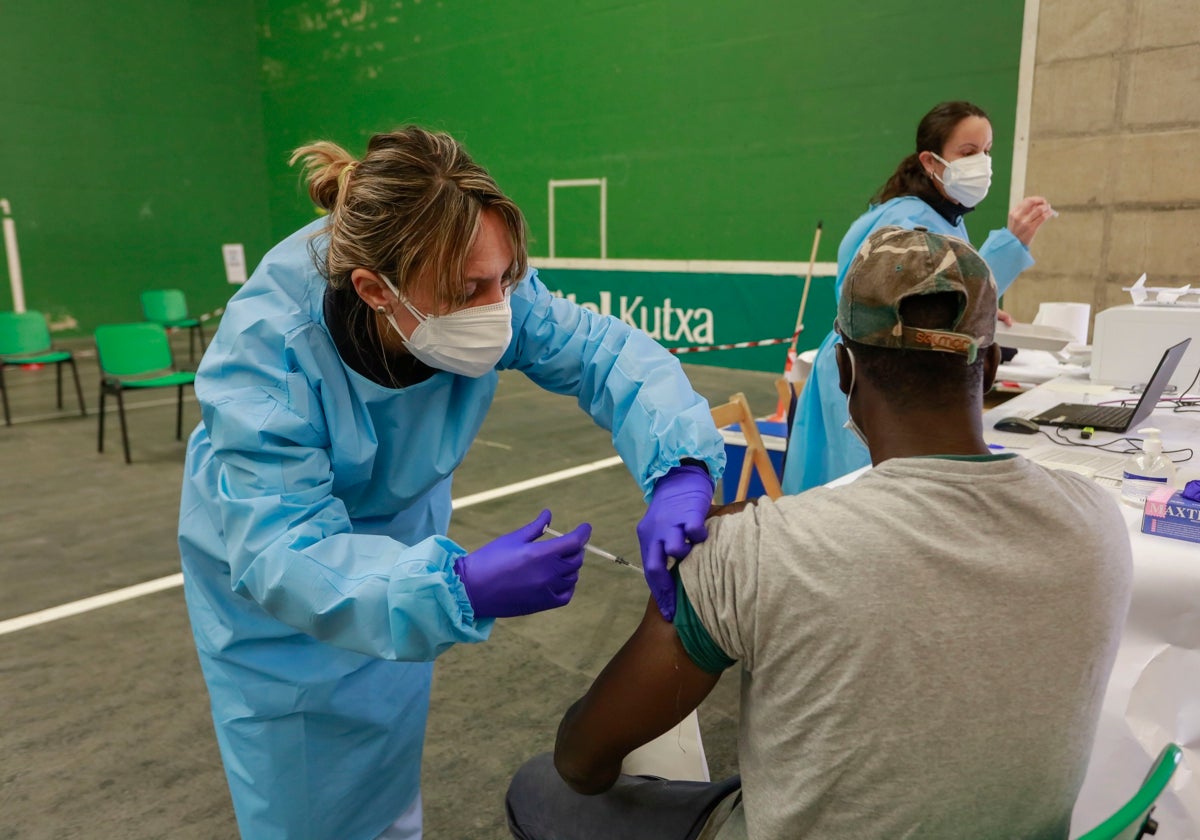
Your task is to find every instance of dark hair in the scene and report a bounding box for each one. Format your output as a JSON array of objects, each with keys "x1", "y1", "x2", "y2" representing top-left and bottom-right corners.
[
  {"x1": 844, "y1": 292, "x2": 984, "y2": 410},
  {"x1": 872, "y1": 101, "x2": 990, "y2": 205}
]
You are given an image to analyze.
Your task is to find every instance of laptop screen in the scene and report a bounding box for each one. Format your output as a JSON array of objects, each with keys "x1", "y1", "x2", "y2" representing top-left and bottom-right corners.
[{"x1": 1128, "y1": 337, "x2": 1193, "y2": 429}]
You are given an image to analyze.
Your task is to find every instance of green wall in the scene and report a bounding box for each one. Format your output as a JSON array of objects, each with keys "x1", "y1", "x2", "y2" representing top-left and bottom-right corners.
[
  {"x1": 257, "y1": 0, "x2": 1026, "y2": 267},
  {"x1": 0, "y1": 2, "x2": 273, "y2": 336},
  {"x1": 2, "y1": 1, "x2": 1026, "y2": 361}
]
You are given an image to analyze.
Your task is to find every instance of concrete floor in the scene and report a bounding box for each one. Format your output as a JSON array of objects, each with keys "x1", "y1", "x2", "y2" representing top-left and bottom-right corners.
[{"x1": 0, "y1": 335, "x2": 779, "y2": 839}]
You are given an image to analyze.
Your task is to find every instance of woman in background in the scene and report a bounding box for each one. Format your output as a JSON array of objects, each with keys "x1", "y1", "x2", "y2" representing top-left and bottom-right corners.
[{"x1": 782, "y1": 100, "x2": 1054, "y2": 493}]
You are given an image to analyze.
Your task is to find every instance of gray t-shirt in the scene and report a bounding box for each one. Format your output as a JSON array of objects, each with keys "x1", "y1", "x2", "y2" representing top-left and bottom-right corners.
[{"x1": 678, "y1": 455, "x2": 1132, "y2": 840}]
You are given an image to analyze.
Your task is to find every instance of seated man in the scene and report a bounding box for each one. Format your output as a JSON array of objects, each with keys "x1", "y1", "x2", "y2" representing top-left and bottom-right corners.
[{"x1": 506, "y1": 226, "x2": 1133, "y2": 840}]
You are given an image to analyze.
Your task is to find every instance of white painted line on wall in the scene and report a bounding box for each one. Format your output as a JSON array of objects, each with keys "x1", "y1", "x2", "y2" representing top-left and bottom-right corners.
[
  {"x1": 549, "y1": 179, "x2": 608, "y2": 188},
  {"x1": 547, "y1": 178, "x2": 608, "y2": 259},
  {"x1": 1010, "y1": 0, "x2": 1041, "y2": 207},
  {"x1": 532, "y1": 256, "x2": 839, "y2": 276},
  {"x1": 1, "y1": 199, "x2": 27, "y2": 313},
  {"x1": 0, "y1": 455, "x2": 626, "y2": 635}
]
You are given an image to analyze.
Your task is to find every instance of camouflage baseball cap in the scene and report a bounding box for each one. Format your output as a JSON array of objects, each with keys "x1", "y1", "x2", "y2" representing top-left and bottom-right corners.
[{"x1": 836, "y1": 226, "x2": 997, "y2": 363}]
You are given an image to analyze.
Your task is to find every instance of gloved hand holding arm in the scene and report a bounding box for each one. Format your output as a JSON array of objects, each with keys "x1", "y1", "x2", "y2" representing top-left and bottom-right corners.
[
  {"x1": 636, "y1": 463, "x2": 715, "y2": 622},
  {"x1": 455, "y1": 509, "x2": 592, "y2": 619}
]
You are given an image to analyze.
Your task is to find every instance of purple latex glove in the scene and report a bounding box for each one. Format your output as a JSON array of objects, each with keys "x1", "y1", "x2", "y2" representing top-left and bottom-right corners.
[
  {"x1": 454, "y1": 510, "x2": 591, "y2": 619},
  {"x1": 1184, "y1": 480, "x2": 1200, "y2": 502},
  {"x1": 636, "y1": 464, "x2": 714, "y2": 622}
]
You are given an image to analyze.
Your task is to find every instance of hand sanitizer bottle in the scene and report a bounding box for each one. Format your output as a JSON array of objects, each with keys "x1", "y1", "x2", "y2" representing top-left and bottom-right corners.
[{"x1": 1121, "y1": 427, "x2": 1176, "y2": 507}]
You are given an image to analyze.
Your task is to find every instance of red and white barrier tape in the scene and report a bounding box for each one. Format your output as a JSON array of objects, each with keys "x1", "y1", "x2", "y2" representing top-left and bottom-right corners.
[
  {"x1": 668, "y1": 336, "x2": 792, "y2": 355},
  {"x1": 186, "y1": 309, "x2": 792, "y2": 358}
]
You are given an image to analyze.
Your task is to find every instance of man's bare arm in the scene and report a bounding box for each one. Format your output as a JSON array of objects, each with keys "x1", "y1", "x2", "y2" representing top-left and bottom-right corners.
[
  {"x1": 708, "y1": 499, "x2": 757, "y2": 517},
  {"x1": 553, "y1": 597, "x2": 723, "y2": 794}
]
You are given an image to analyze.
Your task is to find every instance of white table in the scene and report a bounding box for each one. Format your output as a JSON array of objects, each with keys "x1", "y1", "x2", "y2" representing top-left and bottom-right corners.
[{"x1": 982, "y1": 376, "x2": 1199, "y2": 839}]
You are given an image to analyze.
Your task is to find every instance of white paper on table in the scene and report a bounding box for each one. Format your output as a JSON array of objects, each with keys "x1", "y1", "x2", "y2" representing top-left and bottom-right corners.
[
  {"x1": 1037, "y1": 379, "x2": 1119, "y2": 396},
  {"x1": 620, "y1": 709, "x2": 710, "y2": 782},
  {"x1": 995, "y1": 347, "x2": 1090, "y2": 386},
  {"x1": 995, "y1": 320, "x2": 1076, "y2": 352}
]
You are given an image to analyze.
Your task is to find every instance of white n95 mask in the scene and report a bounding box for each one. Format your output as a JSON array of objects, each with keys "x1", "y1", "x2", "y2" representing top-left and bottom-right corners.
[
  {"x1": 378, "y1": 274, "x2": 513, "y2": 378},
  {"x1": 932, "y1": 151, "x2": 992, "y2": 208}
]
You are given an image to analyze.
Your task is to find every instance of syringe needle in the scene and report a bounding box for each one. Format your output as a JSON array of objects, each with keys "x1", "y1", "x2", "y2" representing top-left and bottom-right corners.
[{"x1": 543, "y1": 525, "x2": 636, "y2": 568}]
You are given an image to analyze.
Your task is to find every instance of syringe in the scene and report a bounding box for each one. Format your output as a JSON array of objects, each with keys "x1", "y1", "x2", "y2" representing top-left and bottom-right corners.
[{"x1": 543, "y1": 525, "x2": 636, "y2": 568}]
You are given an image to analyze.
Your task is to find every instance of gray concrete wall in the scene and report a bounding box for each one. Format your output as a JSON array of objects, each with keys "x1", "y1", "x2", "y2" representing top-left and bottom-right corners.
[{"x1": 1005, "y1": 0, "x2": 1200, "y2": 333}]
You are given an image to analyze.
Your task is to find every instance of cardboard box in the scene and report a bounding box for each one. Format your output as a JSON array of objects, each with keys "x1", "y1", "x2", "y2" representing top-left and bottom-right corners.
[{"x1": 1141, "y1": 487, "x2": 1200, "y2": 545}]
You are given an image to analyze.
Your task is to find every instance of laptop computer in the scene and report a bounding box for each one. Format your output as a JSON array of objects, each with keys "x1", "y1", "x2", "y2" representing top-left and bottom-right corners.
[{"x1": 1030, "y1": 337, "x2": 1192, "y2": 432}]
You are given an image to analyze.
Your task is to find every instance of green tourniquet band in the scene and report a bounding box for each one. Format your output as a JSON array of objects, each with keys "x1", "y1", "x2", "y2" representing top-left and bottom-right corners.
[
  {"x1": 914, "y1": 453, "x2": 1018, "y2": 462},
  {"x1": 672, "y1": 569, "x2": 736, "y2": 674}
]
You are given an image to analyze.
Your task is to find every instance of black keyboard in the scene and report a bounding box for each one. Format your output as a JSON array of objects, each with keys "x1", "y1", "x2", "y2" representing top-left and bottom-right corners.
[
  {"x1": 1034, "y1": 403, "x2": 1133, "y2": 429},
  {"x1": 1075, "y1": 406, "x2": 1133, "y2": 426}
]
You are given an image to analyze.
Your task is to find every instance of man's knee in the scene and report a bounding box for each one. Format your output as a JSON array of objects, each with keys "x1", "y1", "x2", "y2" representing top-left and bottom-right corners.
[{"x1": 506, "y1": 752, "x2": 559, "y2": 838}]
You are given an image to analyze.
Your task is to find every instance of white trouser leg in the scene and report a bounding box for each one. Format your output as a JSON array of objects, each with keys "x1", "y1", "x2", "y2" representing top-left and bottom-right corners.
[{"x1": 374, "y1": 792, "x2": 422, "y2": 840}]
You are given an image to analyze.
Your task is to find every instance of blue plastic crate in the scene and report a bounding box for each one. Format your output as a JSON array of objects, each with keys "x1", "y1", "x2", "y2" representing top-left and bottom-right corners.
[{"x1": 719, "y1": 420, "x2": 788, "y2": 504}]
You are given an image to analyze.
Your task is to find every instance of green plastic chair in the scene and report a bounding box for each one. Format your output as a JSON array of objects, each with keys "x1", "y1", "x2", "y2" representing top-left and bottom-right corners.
[
  {"x1": 0, "y1": 310, "x2": 87, "y2": 426},
  {"x1": 1075, "y1": 743, "x2": 1183, "y2": 840},
  {"x1": 94, "y1": 323, "x2": 196, "y2": 463},
  {"x1": 140, "y1": 289, "x2": 206, "y2": 362}
]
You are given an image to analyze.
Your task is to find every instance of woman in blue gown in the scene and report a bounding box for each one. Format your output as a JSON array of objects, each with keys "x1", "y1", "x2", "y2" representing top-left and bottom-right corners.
[
  {"x1": 178, "y1": 126, "x2": 726, "y2": 840},
  {"x1": 781, "y1": 101, "x2": 1055, "y2": 493}
]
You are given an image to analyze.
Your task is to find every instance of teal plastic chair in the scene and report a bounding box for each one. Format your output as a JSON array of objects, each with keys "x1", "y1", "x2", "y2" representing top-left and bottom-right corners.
[
  {"x1": 140, "y1": 289, "x2": 206, "y2": 362},
  {"x1": 1075, "y1": 743, "x2": 1183, "y2": 840},
  {"x1": 94, "y1": 323, "x2": 196, "y2": 463},
  {"x1": 0, "y1": 310, "x2": 87, "y2": 426}
]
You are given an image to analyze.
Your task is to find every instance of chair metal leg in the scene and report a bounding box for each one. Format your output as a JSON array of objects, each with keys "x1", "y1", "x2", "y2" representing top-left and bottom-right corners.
[
  {"x1": 176, "y1": 384, "x2": 184, "y2": 440},
  {"x1": 0, "y1": 365, "x2": 10, "y2": 426},
  {"x1": 97, "y1": 385, "x2": 106, "y2": 451},
  {"x1": 68, "y1": 358, "x2": 87, "y2": 416},
  {"x1": 188, "y1": 326, "x2": 195, "y2": 362},
  {"x1": 115, "y1": 389, "x2": 132, "y2": 464},
  {"x1": 56, "y1": 361, "x2": 64, "y2": 409}
]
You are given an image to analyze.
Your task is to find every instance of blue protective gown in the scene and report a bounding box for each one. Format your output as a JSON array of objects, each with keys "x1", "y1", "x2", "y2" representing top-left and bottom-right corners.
[
  {"x1": 780, "y1": 196, "x2": 1034, "y2": 493},
  {"x1": 178, "y1": 219, "x2": 726, "y2": 840}
]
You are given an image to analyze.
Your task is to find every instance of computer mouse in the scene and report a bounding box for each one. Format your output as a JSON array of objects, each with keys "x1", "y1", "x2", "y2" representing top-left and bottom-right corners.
[{"x1": 993, "y1": 416, "x2": 1041, "y2": 435}]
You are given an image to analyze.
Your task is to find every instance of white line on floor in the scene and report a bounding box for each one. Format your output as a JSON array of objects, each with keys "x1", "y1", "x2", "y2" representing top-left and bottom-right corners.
[
  {"x1": 473, "y1": 438, "x2": 514, "y2": 451},
  {"x1": 8, "y1": 395, "x2": 197, "y2": 425},
  {"x1": 0, "y1": 454, "x2": 625, "y2": 636},
  {"x1": 451, "y1": 455, "x2": 622, "y2": 508},
  {"x1": 0, "y1": 574, "x2": 185, "y2": 635}
]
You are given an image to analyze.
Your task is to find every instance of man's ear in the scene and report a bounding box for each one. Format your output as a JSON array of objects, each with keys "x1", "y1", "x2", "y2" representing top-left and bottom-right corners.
[
  {"x1": 982, "y1": 342, "x2": 1001, "y2": 392},
  {"x1": 835, "y1": 342, "x2": 852, "y2": 396}
]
